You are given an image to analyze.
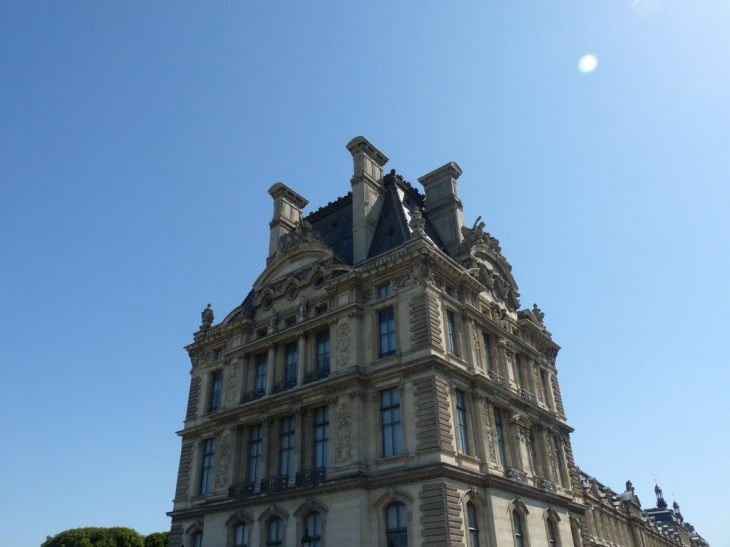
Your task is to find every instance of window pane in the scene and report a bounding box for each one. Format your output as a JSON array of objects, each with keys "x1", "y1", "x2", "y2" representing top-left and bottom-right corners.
[
  {"x1": 381, "y1": 388, "x2": 402, "y2": 457},
  {"x1": 379, "y1": 308, "x2": 396, "y2": 357},
  {"x1": 285, "y1": 342, "x2": 297, "y2": 380},
  {"x1": 234, "y1": 523, "x2": 248, "y2": 547},
  {"x1": 255, "y1": 353, "x2": 267, "y2": 390},
  {"x1": 316, "y1": 331, "x2": 330, "y2": 370}
]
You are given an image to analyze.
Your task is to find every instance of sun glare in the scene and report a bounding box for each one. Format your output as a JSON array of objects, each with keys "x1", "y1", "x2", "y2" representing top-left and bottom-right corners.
[{"x1": 578, "y1": 54, "x2": 598, "y2": 73}]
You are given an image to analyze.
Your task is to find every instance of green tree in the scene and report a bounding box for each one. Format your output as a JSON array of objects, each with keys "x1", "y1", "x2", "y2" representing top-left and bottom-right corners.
[
  {"x1": 41, "y1": 527, "x2": 145, "y2": 547},
  {"x1": 144, "y1": 532, "x2": 169, "y2": 547}
]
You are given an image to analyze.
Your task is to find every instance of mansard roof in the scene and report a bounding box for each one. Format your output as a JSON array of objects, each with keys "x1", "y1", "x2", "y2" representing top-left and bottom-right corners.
[
  {"x1": 305, "y1": 192, "x2": 353, "y2": 264},
  {"x1": 301, "y1": 169, "x2": 446, "y2": 266},
  {"x1": 368, "y1": 170, "x2": 445, "y2": 258}
]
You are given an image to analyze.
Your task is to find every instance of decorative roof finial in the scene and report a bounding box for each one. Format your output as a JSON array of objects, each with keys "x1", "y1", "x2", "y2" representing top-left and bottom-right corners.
[{"x1": 654, "y1": 483, "x2": 668, "y2": 509}]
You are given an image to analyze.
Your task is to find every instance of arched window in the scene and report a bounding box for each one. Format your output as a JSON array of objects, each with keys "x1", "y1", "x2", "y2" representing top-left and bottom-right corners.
[
  {"x1": 234, "y1": 522, "x2": 248, "y2": 547},
  {"x1": 306, "y1": 511, "x2": 323, "y2": 547},
  {"x1": 513, "y1": 510, "x2": 525, "y2": 547},
  {"x1": 467, "y1": 502, "x2": 480, "y2": 547},
  {"x1": 192, "y1": 531, "x2": 203, "y2": 547},
  {"x1": 267, "y1": 518, "x2": 283, "y2": 547},
  {"x1": 547, "y1": 519, "x2": 557, "y2": 547},
  {"x1": 386, "y1": 502, "x2": 408, "y2": 547}
]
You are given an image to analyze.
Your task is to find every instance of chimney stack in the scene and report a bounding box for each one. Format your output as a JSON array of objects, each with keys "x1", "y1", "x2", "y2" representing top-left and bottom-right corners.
[
  {"x1": 418, "y1": 162, "x2": 464, "y2": 252},
  {"x1": 346, "y1": 136, "x2": 389, "y2": 264},
  {"x1": 268, "y1": 182, "x2": 308, "y2": 257}
]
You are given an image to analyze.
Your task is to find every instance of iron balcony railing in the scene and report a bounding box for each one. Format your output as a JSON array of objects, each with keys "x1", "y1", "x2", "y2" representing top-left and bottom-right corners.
[
  {"x1": 260, "y1": 475, "x2": 289, "y2": 493},
  {"x1": 487, "y1": 370, "x2": 506, "y2": 386},
  {"x1": 241, "y1": 388, "x2": 265, "y2": 404},
  {"x1": 295, "y1": 467, "x2": 326, "y2": 486},
  {"x1": 304, "y1": 367, "x2": 330, "y2": 384},
  {"x1": 272, "y1": 378, "x2": 297, "y2": 394},
  {"x1": 519, "y1": 388, "x2": 536, "y2": 403},
  {"x1": 229, "y1": 482, "x2": 255, "y2": 498}
]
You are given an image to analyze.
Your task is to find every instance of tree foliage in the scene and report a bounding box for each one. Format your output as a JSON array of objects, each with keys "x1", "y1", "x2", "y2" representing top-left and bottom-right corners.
[
  {"x1": 144, "y1": 532, "x2": 169, "y2": 547},
  {"x1": 41, "y1": 527, "x2": 146, "y2": 547}
]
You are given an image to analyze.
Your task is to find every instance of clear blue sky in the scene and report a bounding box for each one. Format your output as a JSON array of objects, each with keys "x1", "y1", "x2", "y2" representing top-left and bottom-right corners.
[{"x1": 1, "y1": 2, "x2": 727, "y2": 546}]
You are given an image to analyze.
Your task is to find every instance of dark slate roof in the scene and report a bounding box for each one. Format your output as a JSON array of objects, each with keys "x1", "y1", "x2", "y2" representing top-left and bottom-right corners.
[
  {"x1": 240, "y1": 288, "x2": 257, "y2": 315},
  {"x1": 368, "y1": 170, "x2": 445, "y2": 258},
  {"x1": 303, "y1": 171, "x2": 446, "y2": 264},
  {"x1": 306, "y1": 193, "x2": 353, "y2": 264}
]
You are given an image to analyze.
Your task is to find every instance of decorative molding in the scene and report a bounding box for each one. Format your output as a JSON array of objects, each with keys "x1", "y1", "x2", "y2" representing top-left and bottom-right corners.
[
  {"x1": 336, "y1": 321, "x2": 351, "y2": 366},
  {"x1": 225, "y1": 364, "x2": 239, "y2": 404},
  {"x1": 215, "y1": 434, "x2": 232, "y2": 488},
  {"x1": 335, "y1": 403, "x2": 353, "y2": 462}
]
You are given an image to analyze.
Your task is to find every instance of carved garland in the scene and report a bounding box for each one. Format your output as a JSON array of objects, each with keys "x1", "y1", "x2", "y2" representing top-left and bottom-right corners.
[{"x1": 335, "y1": 404, "x2": 353, "y2": 462}]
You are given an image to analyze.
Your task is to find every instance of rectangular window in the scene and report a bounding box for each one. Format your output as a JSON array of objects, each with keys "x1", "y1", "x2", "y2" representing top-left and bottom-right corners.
[
  {"x1": 280, "y1": 416, "x2": 295, "y2": 477},
  {"x1": 379, "y1": 307, "x2": 396, "y2": 358},
  {"x1": 247, "y1": 425, "x2": 262, "y2": 483},
  {"x1": 381, "y1": 388, "x2": 402, "y2": 457},
  {"x1": 314, "y1": 406, "x2": 329, "y2": 469},
  {"x1": 378, "y1": 284, "x2": 391, "y2": 298},
  {"x1": 514, "y1": 354, "x2": 524, "y2": 388},
  {"x1": 255, "y1": 353, "x2": 267, "y2": 390},
  {"x1": 209, "y1": 370, "x2": 222, "y2": 411},
  {"x1": 493, "y1": 407, "x2": 507, "y2": 466},
  {"x1": 540, "y1": 370, "x2": 551, "y2": 407},
  {"x1": 285, "y1": 342, "x2": 297, "y2": 380},
  {"x1": 316, "y1": 331, "x2": 330, "y2": 370},
  {"x1": 199, "y1": 438, "x2": 215, "y2": 494},
  {"x1": 483, "y1": 333, "x2": 493, "y2": 370},
  {"x1": 213, "y1": 347, "x2": 223, "y2": 361},
  {"x1": 455, "y1": 390, "x2": 469, "y2": 454},
  {"x1": 446, "y1": 310, "x2": 459, "y2": 355}
]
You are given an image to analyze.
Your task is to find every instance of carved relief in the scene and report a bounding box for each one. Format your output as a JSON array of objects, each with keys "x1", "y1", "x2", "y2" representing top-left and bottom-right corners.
[
  {"x1": 362, "y1": 288, "x2": 374, "y2": 304},
  {"x1": 215, "y1": 434, "x2": 232, "y2": 488},
  {"x1": 481, "y1": 397, "x2": 496, "y2": 462},
  {"x1": 335, "y1": 404, "x2": 353, "y2": 462},
  {"x1": 471, "y1": 320, "x2": 483, "y2": 370},
  {"x1": 189, "y1": 350, "x2": 202, "y2": 369},
  {"x1": 337, "y1": 321, "x2": 351, "y2": 365},
  {"x1": 225, "y1": 364, "x2": 239, "y2": 403}
]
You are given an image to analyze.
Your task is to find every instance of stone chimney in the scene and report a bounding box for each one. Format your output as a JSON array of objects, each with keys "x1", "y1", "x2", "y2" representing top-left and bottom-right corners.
[
  {"x1": 417, "y1": 162, "x2": 464, "y2": 251},
  {"x1": 346, "y1": 136, "x2": 389, "y2": 264},
  {"x1": 268, "y1": 182, "x2": 308, "y2": 257}
]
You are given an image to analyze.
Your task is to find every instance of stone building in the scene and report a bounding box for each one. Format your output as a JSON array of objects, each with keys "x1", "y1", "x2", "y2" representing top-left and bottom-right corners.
[{"x1": 168, "y1": 137, "x2": 709, "y2": 547}]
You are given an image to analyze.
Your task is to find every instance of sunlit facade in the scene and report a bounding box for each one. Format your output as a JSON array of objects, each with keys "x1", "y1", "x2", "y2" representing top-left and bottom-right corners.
[{"x1": 168, "y1": 137, "x2": 708, "y2": 547}]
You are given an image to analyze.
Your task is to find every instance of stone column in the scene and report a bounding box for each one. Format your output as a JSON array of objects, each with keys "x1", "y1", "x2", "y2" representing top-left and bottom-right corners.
[
  {"x1": 265, "y1": 344, "x2": 276, "y2": 394},
  {"x1": 293, "y1": 409, "x2": 303, "y2": 478},
  {"x1": 297, "y1": 332, "x2": 306, "y2": 386},
  {"x1": 499, "y1": 339, "x2": 516, "y2": 386},
  {"x1": 461, "y1": 315, "x2": 477, "y2": 372},
  {"x1": 259, "y1": 419, "x2": 270, "y2": 480}
]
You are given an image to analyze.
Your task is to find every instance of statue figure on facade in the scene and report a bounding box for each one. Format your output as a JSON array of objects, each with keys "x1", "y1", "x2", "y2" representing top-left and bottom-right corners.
[
  {"x1": 532, "y1": 303, "x2": 545, "y2": 326},
  {"x1": 201, "y1": 303, "x2": 214, "y2": 330},
  {"x1": 269, "y1": 309, "x2": 278, "y2": 330},
  {"x1": 408, "y1": 207, "x2": 426, "y2": 236},
  {"x1": 299, "y1": 296, "x2": 308, "y2": 319}
]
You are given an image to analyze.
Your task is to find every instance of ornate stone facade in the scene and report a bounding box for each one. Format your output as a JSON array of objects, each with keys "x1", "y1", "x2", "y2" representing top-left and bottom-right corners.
[{"x1": 169, "y1": 137, "x2": 709, "y2": 547}]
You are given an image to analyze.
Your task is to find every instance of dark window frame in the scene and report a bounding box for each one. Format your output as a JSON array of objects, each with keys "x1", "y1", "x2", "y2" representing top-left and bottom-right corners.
[{"x1": 378, "y1": 307, "x2": 396, "y2": 358}]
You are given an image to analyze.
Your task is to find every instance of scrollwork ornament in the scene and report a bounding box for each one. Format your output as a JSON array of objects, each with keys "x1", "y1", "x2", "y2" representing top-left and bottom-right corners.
[
  {"x1": 225, "y1": 364, "x2": 239, "y2": 403},
  {"x1": 215, "y1": 434, "x2": 232, "y2": 488},
  {"x1": 335, "y1": 403, "x2": 353, "y2": 462},
  {"x1": 337, "y1": 321, "x2": 351, "y2": 365}
]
